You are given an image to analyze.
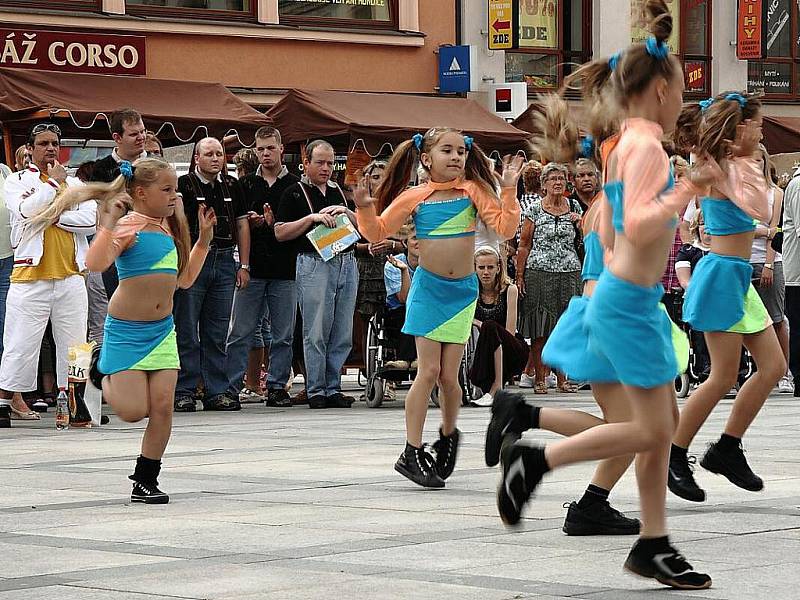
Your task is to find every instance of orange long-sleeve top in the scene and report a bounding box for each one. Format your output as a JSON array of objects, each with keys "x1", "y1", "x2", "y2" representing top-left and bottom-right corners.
[{"x1": 356, "y1": 178, "x2": 520, "y2": 243}]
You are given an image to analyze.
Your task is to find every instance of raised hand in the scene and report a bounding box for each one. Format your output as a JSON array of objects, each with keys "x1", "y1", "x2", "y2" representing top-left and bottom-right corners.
[
  {"x1": 98, "y1": 192, "x2": 131, "y2": 229},
  {"x1": 728, "y1": 119, "x2": 762, "y2": 158},
  {"x1": 353, "y1": 175, "x2": 377, "y2": 209},
  {"x1": 197, "y1": 205, "x2": 217, "y2": 246},
  {"x1": 500, "y1": 154, "x2": 526, "y2": 188},
  {"x1": 48, "y1": 160, "x2": 67, "y2": 184},
  {"x1": 688, "y1": 154, "x2": 724, "y2": 189},
  {"x1": 263, "y1": 203, "x2": 275, "y2": 226}
]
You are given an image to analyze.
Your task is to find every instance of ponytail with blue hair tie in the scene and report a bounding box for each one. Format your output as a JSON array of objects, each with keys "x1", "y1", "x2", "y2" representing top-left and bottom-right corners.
[
  {"x1": 608, "y1": 52, "x2": 622, "y2": 71},
  {"x1": 119, "y1": 160, "x2": 134, "y2": 181},
  {"x1": 644, "y1": 36, "x2": 670, "y2": 61},
  {"x1": 463, "y1": 135, "x2": 473, "y2": 150},
  {"x1": 699, "y1": 97, "x2": 715, "y2": 113},
  {"x1": 411, "y1": 133, "x2": 424, "y2": 151},
  {"x1": 724, "y1": 93, "x2": 747, "y2": 109}
]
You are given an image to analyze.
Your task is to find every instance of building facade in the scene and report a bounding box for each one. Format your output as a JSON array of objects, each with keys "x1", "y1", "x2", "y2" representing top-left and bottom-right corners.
[
  {"x1": 463, "y1": 1, "x2": 795, "y2": 120},
  {"x1": 0, "y1": 0, "x2": 455, "y2": 106}
]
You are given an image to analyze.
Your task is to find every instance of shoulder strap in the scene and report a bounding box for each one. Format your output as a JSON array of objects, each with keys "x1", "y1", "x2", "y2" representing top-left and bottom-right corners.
[{"x1": 297, "y1": 182, "x2": 315, "y2": 214}]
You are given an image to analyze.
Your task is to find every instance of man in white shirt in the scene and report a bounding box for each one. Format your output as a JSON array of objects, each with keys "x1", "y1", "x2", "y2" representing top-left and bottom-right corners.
[{"x1": 781, "y1": 165, "x2": 800, "y2": 396}]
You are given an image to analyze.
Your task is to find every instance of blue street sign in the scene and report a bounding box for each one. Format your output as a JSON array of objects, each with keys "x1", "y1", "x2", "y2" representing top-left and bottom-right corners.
[{"x1": 438, "y1": 45, "x2": 471, "y2": 94}]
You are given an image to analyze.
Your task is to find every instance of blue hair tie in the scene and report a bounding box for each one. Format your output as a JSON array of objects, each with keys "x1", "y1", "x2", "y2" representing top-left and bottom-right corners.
[
  {"x1": 725, "y1": 93, "x2": 747, "y2": 108},
  {"x1": 463, "y1": 135, "x2": 473, "y2": 150},
  {"x1": 608, "y1": 52, "x2": 621, "y2": 71},
  {"x1": 119, "y1": 160, "x2": 134, "y2": 181},
  {"x1": 699, "y1": 97, "x2": 715, "y2": 113},
  {"x1": 412, "y1": 133, "x2": 424, "y2": 151},
  {"x1": 579, "y1": 135, "x2": 595, "y2": 159},
  {"x1": 644, "y1": 36, "x2": 670, "y2": 61}
]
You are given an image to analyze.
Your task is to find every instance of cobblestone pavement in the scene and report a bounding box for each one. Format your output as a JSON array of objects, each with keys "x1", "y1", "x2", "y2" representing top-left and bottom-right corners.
[{"x1": 1, "y1": 385, "x2": 798, "y2": 599}]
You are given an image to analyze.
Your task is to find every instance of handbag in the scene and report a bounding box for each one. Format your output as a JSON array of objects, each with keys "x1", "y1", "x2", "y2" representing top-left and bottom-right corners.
[{"x1": 568, "y1": 198, "x2": 585, "y2": 263}]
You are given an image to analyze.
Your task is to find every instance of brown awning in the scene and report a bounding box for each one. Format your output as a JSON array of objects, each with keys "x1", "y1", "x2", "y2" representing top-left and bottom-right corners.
[
  {"x1": 0, "y1": 67, "x2": 271, "y2": 146},
  {"x1": 266, "y1": 88, "x2": 531, "y2": 154},
  {"x1": 763, "y1": 116, "x2": 800, "y2": 155}
]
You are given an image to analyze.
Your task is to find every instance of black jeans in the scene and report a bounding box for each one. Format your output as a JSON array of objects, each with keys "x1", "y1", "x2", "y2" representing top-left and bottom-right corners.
[{"x1": 785, "y1": 286, "x2": 800, "y2": 381}]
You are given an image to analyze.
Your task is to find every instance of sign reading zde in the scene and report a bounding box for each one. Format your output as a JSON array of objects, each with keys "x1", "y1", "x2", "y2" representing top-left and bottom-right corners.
[
  {"x1": 488, "y1": 0, "x2": 519, "y2": 50},
  {"x1": 0, "y1": 28, "x2": 146, "y2": 76}
]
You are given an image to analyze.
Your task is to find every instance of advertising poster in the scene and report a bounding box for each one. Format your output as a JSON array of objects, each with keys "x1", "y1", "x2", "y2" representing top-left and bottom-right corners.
[
  {"x1": 519, "y1": 0, "x2": 558, "y2": 49},
  {"x1": 630, "y1": 0, "x2": 680, "y2": 53}
]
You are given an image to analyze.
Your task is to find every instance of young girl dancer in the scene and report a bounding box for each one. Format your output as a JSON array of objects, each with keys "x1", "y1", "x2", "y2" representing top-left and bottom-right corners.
[
  {"x1": 35, "y1": 158, "x2": 215, "y2": 503},
  {"x1": 486, "y1": 97, "x2": 641, "y2": 537},
  {"x1": 488, "y1": 1, "x2": 716, "y2": 588},
  {"x1": 355, "y1": 128, "x2": 522, "y2": 488},
  {"x1": 669, "y1": 93, "x2": 785, "y2": 502}
]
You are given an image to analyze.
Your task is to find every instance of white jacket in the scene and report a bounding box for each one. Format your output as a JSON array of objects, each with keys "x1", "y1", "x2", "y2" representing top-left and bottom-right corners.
[{"x1": 3, "y1": 165, "x2": 96, "y2": 271}]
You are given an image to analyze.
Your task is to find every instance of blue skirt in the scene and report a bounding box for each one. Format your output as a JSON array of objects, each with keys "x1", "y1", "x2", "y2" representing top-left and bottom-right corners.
[
  {"x1": 586, "y1": 271, "x2": 680, "y2": 388},
  {"x1": 98, "y1": 314, "x2": 179, "y2": 375},
  {"x1": 403, "y1": 266, "x2": 478, "y2": 344},
  {"x1": 542, "y1": 296, "x2": 618, "y2": 383},
  {"x1": 683, "y1": 253, "x2": 770, "y2": 333}
]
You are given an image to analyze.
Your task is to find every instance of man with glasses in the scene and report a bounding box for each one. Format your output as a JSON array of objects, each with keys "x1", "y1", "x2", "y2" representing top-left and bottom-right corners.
[{"x1": 0, "y1": 123, "x2": 96, "y2": 428}]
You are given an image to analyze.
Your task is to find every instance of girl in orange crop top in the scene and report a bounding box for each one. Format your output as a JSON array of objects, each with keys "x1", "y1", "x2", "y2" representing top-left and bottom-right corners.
[
  {"x1": 355, "y1": 127, "x2": 522, "y2": 490},
  {"x1": 669, "y1": 92, "x2": 786, "y2": 507},
  {"x1": 39, "y1": 158, "x2": 215, "y2": 505}
]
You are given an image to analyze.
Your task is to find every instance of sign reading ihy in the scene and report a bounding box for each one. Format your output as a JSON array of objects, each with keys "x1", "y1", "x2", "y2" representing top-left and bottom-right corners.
[
  {"x1": 488, "y1": 0, "x2": 519, "y2": 50},
  {"x1": 737, "y1": 0, "x2": 766, "y2": 59},
  {"x1": 439, "y1": 45, "x2": 472, "y2": 93},
  {"x1": 0, "y1": 28, "x2": 146, "y2": 76}
]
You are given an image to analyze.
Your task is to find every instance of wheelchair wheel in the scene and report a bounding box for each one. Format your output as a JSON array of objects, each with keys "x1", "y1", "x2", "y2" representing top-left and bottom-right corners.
[
  {"x1": 429, "y1": 385, "x2": 440, "y2": 408},
  {"x1": 675, "y1": 372, "x2": 690, "y2": 398},
  {"x1": 365, "y1": 375, "x2": 384, "y2": 408},
  {"x1": 365, "y1": 315, "x2": 380, "y2": 382}
]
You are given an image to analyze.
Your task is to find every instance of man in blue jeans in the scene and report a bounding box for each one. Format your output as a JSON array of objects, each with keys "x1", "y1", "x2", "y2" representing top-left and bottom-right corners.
[
  {"x1": 274, "y1": 140, "x2": 359, "y2": 409},
  {"x1": 174, "y1": 137, "x2": 250, "y2": 412},
  {"x1": 224, "y1": 127, "x2": 299, "y2": 407}
]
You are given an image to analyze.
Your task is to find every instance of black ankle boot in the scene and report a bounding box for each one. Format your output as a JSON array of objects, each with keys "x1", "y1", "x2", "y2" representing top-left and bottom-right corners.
[
  {"x1": 89, "y1": 344, "x2": 105, "y2": 390},
  {"x1": 394, "y1": 443, "x2": 445, "y2": 488},
  {"x1": 700, "y1": 439, "x2": 763, "y2": 492},
  {"x1": 0, "y1": 404, "x2": 10, "y2": 428},
  {"x1": 129, "y1": 456, "x2": 170, "y2": 504},
  {"x1": 432, "y1": 427, "x2": 460, "y2": 480}
]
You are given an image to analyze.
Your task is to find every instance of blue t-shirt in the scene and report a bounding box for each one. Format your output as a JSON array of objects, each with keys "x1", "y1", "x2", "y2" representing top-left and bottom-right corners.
[{"x1": 384, "y1": 254, "x2": 416, "y2": 310}]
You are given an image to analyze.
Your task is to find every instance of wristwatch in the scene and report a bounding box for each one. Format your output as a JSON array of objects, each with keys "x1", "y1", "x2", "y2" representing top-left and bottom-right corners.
[
  {"x1": 239, "y1": 264, "x2": 250, "y2": 272},
  {"x1": 764, "y1": 263, "x2": 773, "y2": 270}
]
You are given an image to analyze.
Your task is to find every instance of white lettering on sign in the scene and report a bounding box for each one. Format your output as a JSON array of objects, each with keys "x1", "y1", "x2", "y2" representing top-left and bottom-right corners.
[{"x1": 47, "y1": 41, "x2": 139, "y2": 70}]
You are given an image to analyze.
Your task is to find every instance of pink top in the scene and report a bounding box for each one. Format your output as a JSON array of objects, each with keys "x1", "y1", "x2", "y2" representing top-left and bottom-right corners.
[{"x1": 707, "y1": 156, "x2": 769, "y2": 222}]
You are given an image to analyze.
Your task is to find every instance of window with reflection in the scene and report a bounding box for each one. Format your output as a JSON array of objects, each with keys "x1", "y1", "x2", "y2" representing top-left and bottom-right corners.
[
  {"x1": 126, "y1": 0, "x2": 254, "y2": 19},
  {"x1": 748, "y1": 0, "x2": 798, "y2": 98},
  {"x1": 279, "y1": 0, "x2": 396, "y2": 28}
]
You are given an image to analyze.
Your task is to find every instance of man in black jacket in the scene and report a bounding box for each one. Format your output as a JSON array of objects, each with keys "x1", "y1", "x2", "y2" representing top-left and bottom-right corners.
[
  {"x1": 224, "y1": 127, "x2": 299, "y2": 407},
  {"x1": 173, "y1": 137, "x2": 251, "y2": 412}
]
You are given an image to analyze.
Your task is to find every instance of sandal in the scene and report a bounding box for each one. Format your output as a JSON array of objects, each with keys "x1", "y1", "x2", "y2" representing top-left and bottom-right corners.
[
  {"x1": 558, "y1": 382, "x2": 579, "y2": 393},
  {"x1": 10, "y1": 406, "x2": 40, "y2": 420},
  {"x1": 534, "y1": 381, "x2": 548, "y2": 395}
]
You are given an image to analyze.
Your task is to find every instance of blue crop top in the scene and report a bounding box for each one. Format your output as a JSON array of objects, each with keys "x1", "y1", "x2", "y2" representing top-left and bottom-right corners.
[
  {"x1": 116, "y1": 231, "x2": 178, "y2": 280},
  {"x1": 414, "y1": 197, "x2": 477, "y2": 240},
  {"x1": 581, "y1": 231, "x2": 604, "y2": 282},
  {"x1": 699, "y1": 197, "x2": 757, "y2": 236},
  {"x1": 604, "y1": 168, "x2": 676, "y2": 234}
]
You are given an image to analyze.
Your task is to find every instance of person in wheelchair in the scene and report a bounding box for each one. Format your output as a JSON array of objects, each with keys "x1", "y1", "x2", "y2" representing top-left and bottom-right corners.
[
  {"x1": 382, "y1": 229, "x2": 419, "y2": 371},
  {"x1": 676, "y1": 210, "x2": 711, "y2": 379},
  {"x1": 469, "y1": 246, "x2": 528, "y2": 407}
]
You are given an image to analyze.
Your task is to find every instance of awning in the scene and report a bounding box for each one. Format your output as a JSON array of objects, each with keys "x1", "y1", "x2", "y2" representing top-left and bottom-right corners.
[
  {"x1": 763, "y1": 116, "x2": 800, "y2": 155},
  {"x1": 0, "y1": 67, "x2": 271, "y2": 147},
  {"x1": 266, "y1": 89, "x2": 532, "y2": 155}
]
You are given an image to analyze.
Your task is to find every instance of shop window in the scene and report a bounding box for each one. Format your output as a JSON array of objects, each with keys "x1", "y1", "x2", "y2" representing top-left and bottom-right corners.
[
  {"x1": 505, "y1": 0, "x2": 593, "y2": 93},
  {"x1": 126, "y1": 0, "x2": 254, "y2": 20},
  {"x1": 632, "y1": 0, "x2": 712, "y2": 98},
  {"x1": 0, "y1": 0, "x2": 101, "y2": 10},
  {"x1": 279, "y1": 0, "x2": 397, "y2": 28},
  {"x1": 748, "y1": 0, "x2": 798, "y2": 99}
]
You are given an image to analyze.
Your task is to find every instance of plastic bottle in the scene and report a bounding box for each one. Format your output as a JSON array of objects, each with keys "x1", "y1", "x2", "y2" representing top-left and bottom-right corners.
[{"x1": 55, "y1": 387, "x2": 69, "y2": 430}]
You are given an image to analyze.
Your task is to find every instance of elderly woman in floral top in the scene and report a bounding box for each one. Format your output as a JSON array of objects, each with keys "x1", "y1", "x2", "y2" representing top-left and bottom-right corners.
[{"x1": 516, "y1": 162, "x2": 583, "y2": 394}]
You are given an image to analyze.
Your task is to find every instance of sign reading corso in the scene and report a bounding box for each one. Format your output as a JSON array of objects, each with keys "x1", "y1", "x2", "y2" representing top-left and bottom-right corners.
[
  {"x1": 488, "y1": 0, "x2": 519, "y2": 50},
  {"x1": 0, "y1": 29, "x2": 146, "y2": 76}
]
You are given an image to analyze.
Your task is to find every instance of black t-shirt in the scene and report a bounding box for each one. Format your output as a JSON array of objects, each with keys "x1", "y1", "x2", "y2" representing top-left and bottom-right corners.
[
  {"x1": 238, "y1": 169, "x2": 300, "y2": 280},
  {"x1": 178, "y1": 172, "x2": 248, "y2": 248},
  {"x1": 275, "y1": 180, "x2": 353, "y2": 256},
  {"x1": 89, "y1": 154, "x2": 121, "y2": 184},
  {"x1": 675, "y1": 244, "x2": 708, "y2": 276}
]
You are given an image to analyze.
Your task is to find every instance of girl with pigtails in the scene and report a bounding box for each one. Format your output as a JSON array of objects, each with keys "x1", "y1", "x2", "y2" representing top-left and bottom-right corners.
[
  {"x1": 668, "y1": 93, "x2": 785, "y2": 503},
  {"x1": 486, "y1": 1, "x2": 716, "y2": 589},
  {"x1": 38, "y1": 158, "x2": 216, "y2": 504},
  {"x1": 486, "y1": 93, "x2": 643, "y2": 538},
  {"x1": 354, "y1": 128, "x2": 522, "y2": 489}
]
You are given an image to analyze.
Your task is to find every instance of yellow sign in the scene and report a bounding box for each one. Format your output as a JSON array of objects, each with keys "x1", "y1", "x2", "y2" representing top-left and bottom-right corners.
[
  {"x1": 519, "y1": 0, "x2": 558, "y2": 49},
  {"x1": 630, "y1": 0, "x2": 680, "y2": 53},
  {"x1": 488, "y1": 0, "x2": 517, "y2": 50}
]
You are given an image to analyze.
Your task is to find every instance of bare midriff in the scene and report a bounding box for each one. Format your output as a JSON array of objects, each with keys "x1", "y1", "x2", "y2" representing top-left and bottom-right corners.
[
  {"x1": 107, "y1": 273, "x2": 177, "y2": 321},
  {"x1": 417, "y1": 236, "x2": 476, "y2": 278},
  {"x1": 607, "y1": 225, "x2": 677, "y2": 288}
]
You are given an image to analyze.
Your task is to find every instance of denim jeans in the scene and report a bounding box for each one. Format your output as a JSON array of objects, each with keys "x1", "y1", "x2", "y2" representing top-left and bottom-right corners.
[
  {"x1": 0, "y1": 255, "x2": 13, "y2": 360},
  {"x1": 173, "y1": 247, "x2": 236, "y2": 398},
  {"x1": 296, "y1": 251, "x2": 358, "y2": 397},
  {"x1": 225, "y1": 277, "x2": 296, "y2": 394}
]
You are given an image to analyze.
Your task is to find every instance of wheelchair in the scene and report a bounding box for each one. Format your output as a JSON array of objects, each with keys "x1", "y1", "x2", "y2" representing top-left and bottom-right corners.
[
  {"x1": 671, "y1": 292, "x2": 755, "y2": 399},
  {"x1": 363, "y1": 311, "x2": 479, "y2": 408}
]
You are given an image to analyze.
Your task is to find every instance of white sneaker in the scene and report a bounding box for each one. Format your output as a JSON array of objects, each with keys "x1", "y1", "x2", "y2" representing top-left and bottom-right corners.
[
  {"x1": 472, "y1": 392, "x2": 494, "y2": 407},
  {"x1": 385, "y1": 382, "x2": 397, "y2": 401},
  {"x1": 546, "y1": 373, "x2": 557, "y2": 388},
  {"x1": 778, "y1": 375, "x2": 794, "y2": 394},
  {"x1": 519, "y1": 373, "x2": 535, "y2": 388}
]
